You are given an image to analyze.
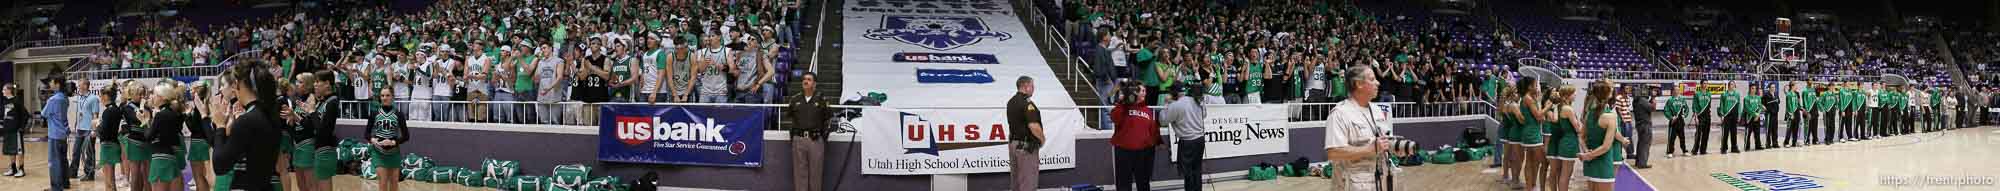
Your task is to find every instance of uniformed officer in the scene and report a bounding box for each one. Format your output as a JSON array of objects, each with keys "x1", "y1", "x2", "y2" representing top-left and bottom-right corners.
[
  {"x1": 787, "y1": 72, "x2": 832, "y2": 191},
  {"x1": 1006, "y1": 76, "x2": 1045, "y2": 191}
]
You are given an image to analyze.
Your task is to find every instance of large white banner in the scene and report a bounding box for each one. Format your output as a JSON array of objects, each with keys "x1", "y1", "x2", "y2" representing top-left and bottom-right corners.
[
  {"x1": 851, "y1": 107, "x2": 1080, "y2": 175},
  {"x1": 1171, "y1": 104, "x2": 1292, "y2": 160},
  {"x1": 841, "y1": 0, "x2": 1081, "y2": 175}
]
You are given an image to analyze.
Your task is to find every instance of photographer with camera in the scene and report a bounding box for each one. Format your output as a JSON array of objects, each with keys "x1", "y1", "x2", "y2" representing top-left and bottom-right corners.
[{"x1": 1323, "y1": 66, "x2": 1396, "y2": 191}]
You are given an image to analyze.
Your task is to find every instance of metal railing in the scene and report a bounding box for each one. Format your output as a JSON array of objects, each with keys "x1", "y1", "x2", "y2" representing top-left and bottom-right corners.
[
  {"x1": 68, "y1": 64, "x2": 227, "y2": 80},
  {"x1": 68, "y1": 49, "x2": 259, "y2": 80},
  {"x1": 331, "y1": 99, "x2": 1495, "y2": 130},
  {"x1": 6, "y1": 36, "x2": 111, "y2": 51},
  {"x1": 1573, "y1": 69, "x2": 1884, "y2": 82},
  {"x1": 334, "y1": 100, "x2": 786, "y2": 127}
]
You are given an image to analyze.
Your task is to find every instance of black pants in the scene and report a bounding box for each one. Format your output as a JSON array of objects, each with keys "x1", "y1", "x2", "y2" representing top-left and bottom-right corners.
[
  {"x1": 1695, "y1": 111, "x2": 1713, "y2": 154},
  {"x1": 1633, "y1": 117, "x2": 1653, "y2": 166},
  {"x1": 1787, "y1": 111, "x2": 1803, "y2": 146},
  {"x1": 1821, "y1": 111, "x2": 1837, "y2": 144},
  {"x1": 1114, "y1": 148, "x2": 1156, "y2": 191},
  {"x1": 1764, "y1": 111, "x2": 1779, "y2": 148},
  {"x1": 1176, "y1": 139, "x2": 1205, "y2": 191},
  {"x1": 1722, "y1": 114, "x2": 1739, "y2": 153},
  {"x1": 1864, "y1": 107, "x2": 1880, "y2": 137},
  {"x1": 1806, "y1": 111, "x2": 1821, "y2": 144},
  {"x1": 1668, "y1": 117, "x2": 1687, "y2": 155},
  {"x1": 1845, "y1": 111, "x2": 1860, "y2": 140},
  {"x1": 1744, "y1": 116, "x2": 1759, "y2": 150}
]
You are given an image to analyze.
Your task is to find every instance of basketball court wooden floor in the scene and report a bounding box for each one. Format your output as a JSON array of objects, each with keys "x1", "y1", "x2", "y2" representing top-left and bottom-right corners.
[
  {"x1": 1212, "y1": 126, "x2": 2000, "y2": 191},
  {"x1": 5, "y1": 127, "x2": 1999, "y2": 191}
]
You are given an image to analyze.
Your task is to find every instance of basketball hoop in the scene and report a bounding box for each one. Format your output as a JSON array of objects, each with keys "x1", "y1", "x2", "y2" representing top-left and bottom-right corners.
[{"x1": 1767, "y1": 34, "x2": 1807, "y2": 63}]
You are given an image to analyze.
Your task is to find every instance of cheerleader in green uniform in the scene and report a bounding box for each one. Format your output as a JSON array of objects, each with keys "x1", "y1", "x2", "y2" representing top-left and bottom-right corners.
[
  {"x1": 1512, "y1": 76, "x2": 1544, "y2": 189},
  {"x1": 137, "y1": 83, "x2": 190, "y2": 191},
  {"x1": 1498, "y1": 84, "x2": 1525, "y2": 188},
  {"x1": 1518, "y1": 78, "x2": 1550, "y2": 190},
  {"x1": 120, "y1": 81, "x2": 154, "y2": 191},
  {"x1": 286, "y1": 73, "x2": 321, "y2": 191},
  {"x1": 92, "y1": 85, "x2": 127, "y2": 191},
  {"x1": 1545, "y1": 86, "x2": 1584, "y2": 191},
  {"x1": 1581, "y1": 80, "x2": 1629, "y2": 191},
  {"x1": 186, "y1": 83, "x2": 217, "y2": 191},
  {"x1": 310, "y1": 71, "x2": 342, "y2": 191}
]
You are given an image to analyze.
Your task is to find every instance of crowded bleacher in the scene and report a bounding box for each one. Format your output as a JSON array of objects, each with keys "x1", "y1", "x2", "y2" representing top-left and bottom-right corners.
[{"x1": 67, "y1": 0, "x2": 799, "y2": 125}]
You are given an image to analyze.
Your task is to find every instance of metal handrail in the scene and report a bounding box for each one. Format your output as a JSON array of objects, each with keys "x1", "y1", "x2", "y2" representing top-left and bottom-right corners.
[{"x1": 1570, "y1": 69, "x2": 1884, "y2": 82}]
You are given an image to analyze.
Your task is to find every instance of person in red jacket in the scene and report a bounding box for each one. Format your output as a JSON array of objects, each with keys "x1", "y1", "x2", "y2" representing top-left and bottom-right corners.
[{"x1": 1109, "y1": 80, "x2": 1161, "y2": 191}]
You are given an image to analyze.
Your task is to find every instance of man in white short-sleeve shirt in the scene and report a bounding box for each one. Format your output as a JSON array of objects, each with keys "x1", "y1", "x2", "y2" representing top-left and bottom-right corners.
[{"x1": 1323, "y1": 66, "x2": 1391, "y2": 191}]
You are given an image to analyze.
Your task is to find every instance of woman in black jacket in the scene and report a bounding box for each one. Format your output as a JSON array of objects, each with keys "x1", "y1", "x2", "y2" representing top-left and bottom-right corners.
[
  {"x1": 135, "y1": 83, "x2": 188, "y2": 191},
  {"x1": 309, "y1": 70, "x2": 341, "y2": 191},
  {"x1": 92, "y1": 85, "x2": 125, "y2": 191},
  {"x1": 186, "y1": 83, "x2": 217, "y2": 191},
  {"x1": 2, "y1": 84, "x2": 27, "y2": 177},
  {"x1": 214, "y1": 64, "x2": 284, "y2": 191}
]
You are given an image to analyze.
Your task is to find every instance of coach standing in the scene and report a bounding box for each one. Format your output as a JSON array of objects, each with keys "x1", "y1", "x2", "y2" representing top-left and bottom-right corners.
[
  {"x1": 1165, "y1": 84, "x2": 1208, "y2": 191},
  {"x1": 44, "y1": 79, "x2": 72, "y2": 190},
  {"x1": 788, "y1": 72, "x2": 832, "y2": 191},
  {"x1": 1323, "y1": 67, "x2": 1390, "y2": 191},
  {"x1": 1628, "y1": 85, "x2": 1654, "y2": 168},
  {"x1": 1006, "y1": 76, "x2": 1046, "y2": 191}
]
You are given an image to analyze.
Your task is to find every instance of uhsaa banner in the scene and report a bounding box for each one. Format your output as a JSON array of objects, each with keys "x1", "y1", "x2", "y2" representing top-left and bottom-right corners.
[
  {"x1": 852, "y1": 107, "x2": 1078, "y2": 175},
  {"x1": 1172, "y1": 104, "x2": 1291, "y2": 160},
  {"x1": 599, "y1": 105, "x2": 767, "y2": 167}
]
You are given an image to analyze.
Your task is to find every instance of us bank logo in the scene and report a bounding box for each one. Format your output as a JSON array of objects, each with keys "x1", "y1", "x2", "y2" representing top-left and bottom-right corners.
[
  {"x1": 612, "y1": 108, "x2": 750, "y2": 155},
  {"x1": 898, "y1": 112, "x2": 1008, "y2": 156},
  {"x1": 864, "y1": 15, "x2": 1013, "y2": 51}
]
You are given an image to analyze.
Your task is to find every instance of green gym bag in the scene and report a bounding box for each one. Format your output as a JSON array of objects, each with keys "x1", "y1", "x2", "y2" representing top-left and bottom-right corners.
[
  {"x1": 583, "y1": 176, "x2": 627, "y2": 191},
  {"x1": 484, "y1": 158, "x2": 522, "y2": 179},
  {"x1": 457, "y1": 169, "x2": 487, "y2": 187},
  {"x1": 509, "y1": 176, "x2": 547, "y2": 191}
]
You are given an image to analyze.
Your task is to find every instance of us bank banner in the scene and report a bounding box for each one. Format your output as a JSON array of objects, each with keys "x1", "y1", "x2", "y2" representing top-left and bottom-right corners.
[
  {"x1": 843, "y1": 0, "x2": 1082, "y2": 175},
  {"x1": 598, "y1": 105, "x2": 767, "y2": 167},
  {"x1": 1171, "y1": 104, "x2": 1291, "y2": 160},
  {"x1": 851, "y1": 107, "x2": 1079, "y2": 175}
]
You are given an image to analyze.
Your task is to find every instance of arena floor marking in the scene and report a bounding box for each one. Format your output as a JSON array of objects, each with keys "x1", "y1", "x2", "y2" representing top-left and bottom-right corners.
[{"x1": 1617, "y1": 164, "x2": 1657, "y2": 191}]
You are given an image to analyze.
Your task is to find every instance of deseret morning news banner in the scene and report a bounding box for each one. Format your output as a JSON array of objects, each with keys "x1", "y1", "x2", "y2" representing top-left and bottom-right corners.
[{"x1": 841, "y1": 0, "x2": 1082, "y2": 175}]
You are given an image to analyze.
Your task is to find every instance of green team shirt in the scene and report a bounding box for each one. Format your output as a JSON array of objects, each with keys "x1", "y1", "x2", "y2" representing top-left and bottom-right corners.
[
  {"x1": 1245, "y1": 62, "x2": 1264, "y2": 94},
  {"x1": 1694, "y1": 90, "x2": 1712, "y2": 113},
  {"x1": 1157, "y1": 63, "x2": 1178, "y2": 89},
  {"x1": 1138, "y1": 49, "x2": 1159, "y2": 88},
  {"x1": 515, "y1": 56, "x2": 536, "y2": 93},
  {"x1": 1849, "y1": 89, "x2": 1864, "y2": 110},
  {"x1": 1720, "y1": 91, "x2": 1741, "y2": 116},
  {"x1": 1744, "y1": 95, "x2": 1763, "y2": 118},
  {"x1": 1330, "y1": 68, "x2": 1348, "y2": 98},
  {"x1": 1930, "y1": 90, "x2": 1943, "y2": 108},
  {"x1": 1818, "y1": 90, "x2": 1836, "y2": 112},
  {"x1": 1482, "y1": 77, "x2": 1501, "y2": 99},
  {"x1": 1665, "y1": 96, "x2": 1687, "y2": 118},
  {"x1": 1801, "y1": 91, "x2": 1817, "y2": 112},
  {"x1": 612, "y1": 57, "x2": 633, "y2": 98}
]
